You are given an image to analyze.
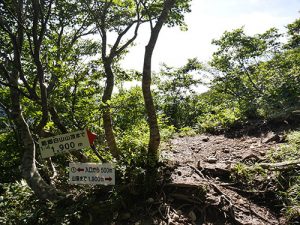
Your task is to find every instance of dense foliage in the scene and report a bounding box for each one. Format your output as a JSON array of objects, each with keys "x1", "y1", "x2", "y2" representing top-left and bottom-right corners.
[
  {"x1": 210, "y1": 27, "x2": 300, "y2": 120},
  {"x1": 0, "y1": 0, "x2": 300, "y2": 222}
]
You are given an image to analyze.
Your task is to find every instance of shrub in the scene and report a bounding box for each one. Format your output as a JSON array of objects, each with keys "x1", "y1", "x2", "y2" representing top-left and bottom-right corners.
[{"x1": 0, "y1": 132, "x2": 22, "y2": 183}]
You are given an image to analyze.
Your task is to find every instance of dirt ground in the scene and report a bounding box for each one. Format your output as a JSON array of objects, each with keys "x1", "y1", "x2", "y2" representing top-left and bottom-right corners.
[
  {"x1": 158, "y1": 128, "x2": 289, "y2": 225},
  {"x1": 110, "y1": 121, "x2": 299, "y2": 225}
]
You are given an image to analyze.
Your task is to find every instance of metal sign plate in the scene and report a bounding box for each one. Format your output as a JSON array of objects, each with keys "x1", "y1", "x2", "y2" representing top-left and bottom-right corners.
[
  {"x1": 38, "y1": 130, "x2": 90, "y2": 158},
  {"x1": 69, "y1": 162, "x2": 115, "y2": 185}
]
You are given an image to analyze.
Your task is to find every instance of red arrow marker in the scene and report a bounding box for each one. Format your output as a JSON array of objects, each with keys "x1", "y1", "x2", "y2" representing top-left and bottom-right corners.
[
  {"x1": 77, "y1": 168, "x2": 84, "y2": 172},
  {"x1": 87, "y1": 129, "x2": 97, "y2": 145},
  {"x1": 105, "y1": 177, "x2": 112, "y2": 181}
]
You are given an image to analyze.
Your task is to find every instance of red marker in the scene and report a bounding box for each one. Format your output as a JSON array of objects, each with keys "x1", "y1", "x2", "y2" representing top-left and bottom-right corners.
[
  {"x1": 86, "y1": 129, "x2": 97, "y2": 145},
  {"x1": 77, "y1": 168, "x2": 84, "y2": 172}
]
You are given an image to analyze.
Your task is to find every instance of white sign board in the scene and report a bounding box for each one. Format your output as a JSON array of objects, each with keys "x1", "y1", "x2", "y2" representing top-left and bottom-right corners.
[
  {"x1": 38, "y1": 130, "x2": 90, "y2": 158},
  {"x1": 69, "y1": 163, "x2": 115, "y2": 185}
]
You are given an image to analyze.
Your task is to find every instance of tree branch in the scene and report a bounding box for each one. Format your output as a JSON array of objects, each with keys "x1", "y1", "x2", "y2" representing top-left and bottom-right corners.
[
  {"x1": 32, "y1": 0, "x2": 49, "y2": 134},
  {"x1": 0, "y1": 63, "x2": 11, "y2": 81},
  {"x1": 38, "y1": 0, "x2": 53, "y2": 45},
  {"x1": 115, "y1": 21, "x2": 140, "y2": 57},
  {"x1": 49, "y1": 106, "x2": 68, "y2": 133},
  {"x1": 110, "y1": 21, "x2": 136, "y2": 57},
  {"x1": 84, "y1": 1, "x2": 104, "y2": 39},
  {"x1": 0, "y1": 80, "x2": 32, "y2": 99}
]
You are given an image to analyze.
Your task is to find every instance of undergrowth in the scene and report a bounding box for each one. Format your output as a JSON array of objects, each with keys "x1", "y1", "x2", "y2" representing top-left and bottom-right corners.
[
  {"x1": 231, "y1": 130, "x2": 300, "y2": 222},
  {"x1": 269, "y1": 131, "x2": 300, "y2": 221},
  {"x1": 0, "y1": 180, "x2": 92, "y2": 225}
]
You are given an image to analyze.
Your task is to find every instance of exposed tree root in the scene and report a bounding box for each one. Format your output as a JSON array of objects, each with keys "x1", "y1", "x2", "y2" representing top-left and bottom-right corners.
[
  {"x1": 185, "y1": 164, "x2": 279, "y2": 224},
  {"x1": 257, "y1": 158, "x2": 300, "y2": 170}
]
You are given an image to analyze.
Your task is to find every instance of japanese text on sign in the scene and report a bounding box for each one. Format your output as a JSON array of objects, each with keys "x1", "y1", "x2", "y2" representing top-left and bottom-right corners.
[
  {"x1": 69, "y1": 162, "x2": 115, "y2": 185},
  {"x1": 38, "y1": 130, "x2": 91, "y2": 158}
]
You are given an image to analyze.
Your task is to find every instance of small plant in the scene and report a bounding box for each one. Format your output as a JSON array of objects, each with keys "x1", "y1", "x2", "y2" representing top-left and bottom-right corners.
[
  {"x1": 231, "y1": 163, "x2": 267, "y2": 188},
  {"x1": 178, "y1": 127, "x2": 197, "y2": 137}
]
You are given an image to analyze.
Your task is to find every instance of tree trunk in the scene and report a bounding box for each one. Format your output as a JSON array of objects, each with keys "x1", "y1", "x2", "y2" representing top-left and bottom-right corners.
[
  {"x1": 142, "y1": 0, "x2": 176, "y2": 166},
  {"x1": 142, "y1": 53, "x2": 160, "y2": 165},
  {"x1": 142, "y1": 0, "x2": 176, "y2": 192},
  {"x1": 102, "y1": 60, "x2": 119, "y2": 158},
  {"x1": 9, "y1": 75, "x2": 64, "y2": 201}
]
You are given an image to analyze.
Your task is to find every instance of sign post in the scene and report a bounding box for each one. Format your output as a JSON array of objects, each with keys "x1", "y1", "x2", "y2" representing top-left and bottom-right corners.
[
  {"x1": 38, "y1": 129, "x2": 97, "y2": 158},
  {"x1": 69, "y1": 162, "x2": 115, "y2": 185},
  {"x1": 38, "y1": 130, "x2": 115, "y2": 186}
]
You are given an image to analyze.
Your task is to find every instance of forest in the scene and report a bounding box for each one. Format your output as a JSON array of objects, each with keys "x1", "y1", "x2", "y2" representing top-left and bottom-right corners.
[{"x1": 0, "y1": 0, "x2": 300, "y2": 224}]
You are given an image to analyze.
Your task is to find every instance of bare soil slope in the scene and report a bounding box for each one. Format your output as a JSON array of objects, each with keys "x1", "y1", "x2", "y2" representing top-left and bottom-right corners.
[{"x1": 160, "y1": 131, "x2": 286, "y2": 225}]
